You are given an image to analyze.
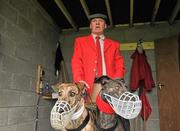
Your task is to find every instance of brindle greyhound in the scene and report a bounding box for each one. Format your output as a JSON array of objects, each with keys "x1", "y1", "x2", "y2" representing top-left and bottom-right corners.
[
  {"x1": 94, "y1": 76, "x2": 130, "y2": 131},
  {"x1": 55, "y1": 82, "x2": 95, "y2": 131}
]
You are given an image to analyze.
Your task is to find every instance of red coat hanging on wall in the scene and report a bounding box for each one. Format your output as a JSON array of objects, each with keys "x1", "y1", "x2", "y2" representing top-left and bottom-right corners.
[
  {"x1": 130, "y1": 49, "x2": 155, "y2": 91},
  {"x1": 130, "y1": 48, "x2": 155, "y2": 120}
]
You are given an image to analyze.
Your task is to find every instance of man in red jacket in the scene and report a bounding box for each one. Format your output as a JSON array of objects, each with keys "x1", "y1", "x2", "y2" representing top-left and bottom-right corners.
[
  {"x1": 71, "y1": 13, "x2": 129, "y2": 130},
  {"x1": 71, "y1": 13, "x2": 125, "y2": 95}
]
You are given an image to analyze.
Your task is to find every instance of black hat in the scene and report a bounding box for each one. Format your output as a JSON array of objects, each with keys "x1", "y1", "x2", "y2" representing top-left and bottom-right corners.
[{"x1": 88, "y1": 13, "x2": 107, "y2": 21}]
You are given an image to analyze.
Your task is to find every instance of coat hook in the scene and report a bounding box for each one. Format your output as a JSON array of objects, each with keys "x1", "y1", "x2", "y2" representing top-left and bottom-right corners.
[{"x1": 137, "y1": 39, "x2": 144, "y2": 53}]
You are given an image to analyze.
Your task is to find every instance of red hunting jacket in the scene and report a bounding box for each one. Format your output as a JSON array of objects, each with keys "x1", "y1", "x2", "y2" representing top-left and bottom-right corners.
[
  {"x1": 130, "y1": 50, "x2": 155, "y2": 91},
  {"x1": 71, "y1": 35, "x2": 126, "y2": 95}
]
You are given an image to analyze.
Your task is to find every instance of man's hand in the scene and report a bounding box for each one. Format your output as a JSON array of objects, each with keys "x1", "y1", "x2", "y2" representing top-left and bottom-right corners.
[
  {"x1": 78, "y1": 80, "x2": 90, "y2": 89},
  {"x1": 76, "y1": 81, "x2": 90, "y2": 98}
]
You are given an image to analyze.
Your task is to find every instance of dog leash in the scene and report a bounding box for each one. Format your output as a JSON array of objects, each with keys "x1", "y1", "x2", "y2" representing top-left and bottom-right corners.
[{"x1": 35, "y1": 95, "x2": 40, "y2": 131}]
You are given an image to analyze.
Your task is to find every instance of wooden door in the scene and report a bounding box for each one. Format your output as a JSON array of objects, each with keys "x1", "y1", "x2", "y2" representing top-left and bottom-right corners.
[{"x1": 155, "y1": 34, "x2": 180, "y2": 131}]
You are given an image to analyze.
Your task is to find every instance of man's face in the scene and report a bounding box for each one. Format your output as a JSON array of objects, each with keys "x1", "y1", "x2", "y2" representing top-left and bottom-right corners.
[{"x1": 90, "y1": 18, "x2": 107, "y2": 35}]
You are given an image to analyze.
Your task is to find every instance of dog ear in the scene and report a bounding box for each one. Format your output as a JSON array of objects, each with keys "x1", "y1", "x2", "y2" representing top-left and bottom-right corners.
[
  {"x1": 114, "y1": 78, "x2": 128, "y2": 90},
  {"x1": 51, "y1": 82, "x2": 64, "y2": 90},
  {"x1": 75, "y1": 82, "x2": 86, "y2": 92},
  {"x1": 94, "y1": 75, "x2": 111, "y2": 85},
  {"x1": 75, "y1": 82, "x2": 88, "y2": 98}
]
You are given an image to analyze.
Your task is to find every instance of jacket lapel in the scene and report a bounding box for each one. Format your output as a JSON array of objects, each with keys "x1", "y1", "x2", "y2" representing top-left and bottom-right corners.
[
  {"x1": 104, "y1": 38, "x2": 112, "y2": 52},
  {"x1": 87, "y1": 35, "x2": 96, "y2": 51}
]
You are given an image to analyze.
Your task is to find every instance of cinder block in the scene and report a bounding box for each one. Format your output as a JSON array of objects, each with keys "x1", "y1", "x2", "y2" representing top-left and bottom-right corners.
[
  {"x1": 2, "y1": 55, "x2": 25, "y2": 74},
  {"x1": 17, "y1": 121, "x2": 35, "y2": 131},
  {"x1": 8, "y1": 124, "x2": 18, "y2": 131},
  {"x1": 0, "y1": 53, "x2": 4, "y2": 70},
  {"x1": 20, "y1": 92, "x2": 37, "y2": 106},
  {"x1": 11, "y1": 74, "x2": 30, "y2": 91},
  {"x1": 17, "y1": 15, "x2": 34, "y2": 35},
  {"x1": 8, "y1": 107, "x2": 21, "y2": 124},
  {"x1": 9, "y1": 0, "x2": 29, "y2": 17},
  {"x1": 0, "y1": 89, "x2": 20, "y2": 107},
  {"x1": 28, "y1": 9, "x2": 44, "y2": 30},
  {"x1": 30, "y1": 77, "x2": 36, "y2": 92},
  {"x1": 0, "y1": 108, "x2": 8, "y2": 126},
  {"x1": 0, "y1": 124, "x2": 18, "y2": 131},
  {"x1": 0, "y1": 126, "x2": 8, "y2": 131},
  {"x1": 5, "y1": 22, "x2": 28, "y2": 45},
  {"x1": 15, "y1": 42, "x2": 41, "y2": 63},
  {"x1": 2, "y1": 55, "x2": 36, "y2": 76},
  {"x1": 0, "y1": 71, "x2": 12, "y2": 89},
  {"x1": 0, "y1": 35, "x2": 16, "y2": 56},
  {"x1": 34, "y1": 29, "x2": 48, "y2": 45},
  {"x1": 8, "y1": 107, "x2": 36, "y2": 125},
  {"x1": 0, "y1": 0, "x2": 17, "y2": 23},
  {"x1": 0, "y1": 16, "x2": 5, "y2": 33}
]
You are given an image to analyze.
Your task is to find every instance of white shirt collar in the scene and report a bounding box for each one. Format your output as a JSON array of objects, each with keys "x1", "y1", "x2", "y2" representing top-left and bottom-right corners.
[{"x1": 91, "y1": 33, "x2": 105, "y2": 41}]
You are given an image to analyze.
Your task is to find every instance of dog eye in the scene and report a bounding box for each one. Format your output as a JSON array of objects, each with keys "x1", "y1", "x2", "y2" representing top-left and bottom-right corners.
[
  {"x1": 70, "y1": 92, "x2": 76, "y2": 97},
  {"x1": 58, "y1": 91, "x2": 62, "y2": 96}
]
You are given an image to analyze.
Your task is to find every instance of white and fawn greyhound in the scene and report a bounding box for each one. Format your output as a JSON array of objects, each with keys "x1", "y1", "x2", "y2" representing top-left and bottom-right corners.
[{"x1": 52, "y1": 82, "x2": 95, "y2": 131}]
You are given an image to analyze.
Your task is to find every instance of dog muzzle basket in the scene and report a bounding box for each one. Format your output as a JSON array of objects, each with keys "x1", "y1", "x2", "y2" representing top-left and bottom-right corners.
[
  {"x1": 50, "y1": 100, "x2": 77, "y2": 130},
  {"x1": 104, "y1": 91, "x2": 142, "y2": 119}
]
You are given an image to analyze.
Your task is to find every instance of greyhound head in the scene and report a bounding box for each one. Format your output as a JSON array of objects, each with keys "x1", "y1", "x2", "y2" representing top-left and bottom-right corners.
[{"x1": 95, "y1": 76, "x2": 127, "y2": 101}]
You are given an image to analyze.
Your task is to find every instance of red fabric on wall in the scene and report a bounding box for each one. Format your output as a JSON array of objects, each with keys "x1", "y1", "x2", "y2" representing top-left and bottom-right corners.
[
  {"x1": 140, "y1": 90, "x2": 152, "y2": 121},
  {"x1": 130, "y1": 50, "x2": 155, "y2": 91}
]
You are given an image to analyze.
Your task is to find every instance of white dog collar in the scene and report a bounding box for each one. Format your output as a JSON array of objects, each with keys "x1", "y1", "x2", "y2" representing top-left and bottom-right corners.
[{"x1": 71, "y1": 103, "x2": 85, "y2": 120}]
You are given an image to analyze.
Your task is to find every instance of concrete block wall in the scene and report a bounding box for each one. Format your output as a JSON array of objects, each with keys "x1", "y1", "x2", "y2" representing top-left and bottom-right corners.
[
  {"x1": 0, "y1": 0, "x2": 59, "y2": 131},
  {"x1": 59, "y1": 21, "x2": 180, "y2": 131}
]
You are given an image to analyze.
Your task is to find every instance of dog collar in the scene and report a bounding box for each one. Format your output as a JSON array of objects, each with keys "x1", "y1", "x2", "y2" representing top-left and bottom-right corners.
[
  {"x1": 66, "y1": 111, "x2": 90, "y2": 131},
  {"x1": 71, "y1": 103, "x2": 85, "y2": 120}
]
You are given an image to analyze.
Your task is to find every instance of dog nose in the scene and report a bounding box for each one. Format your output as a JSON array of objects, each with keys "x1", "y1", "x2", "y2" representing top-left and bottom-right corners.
[{"x1": 59, "y1": 108, "x2": 64, "y2": 113}]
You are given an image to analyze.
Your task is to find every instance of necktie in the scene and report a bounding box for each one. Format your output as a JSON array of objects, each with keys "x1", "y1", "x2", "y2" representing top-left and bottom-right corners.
[{"x1": 96, "y1": 36, "x2": 102, "y2": 77}]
